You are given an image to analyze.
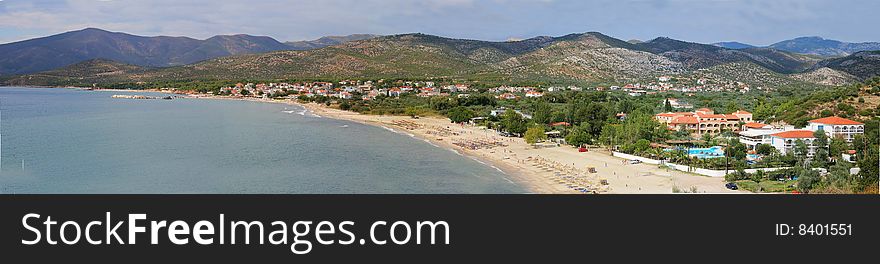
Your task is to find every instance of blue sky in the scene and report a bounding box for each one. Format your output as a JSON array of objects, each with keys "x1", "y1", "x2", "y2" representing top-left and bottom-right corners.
[{"x1": 1, "y1": 0, "x2": 878, "y2": 45}]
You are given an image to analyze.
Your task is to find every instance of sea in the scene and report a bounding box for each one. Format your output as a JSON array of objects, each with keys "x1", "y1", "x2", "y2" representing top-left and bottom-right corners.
[{"x1": 0, "y1": 87, "x2": 524, "y2": 194}]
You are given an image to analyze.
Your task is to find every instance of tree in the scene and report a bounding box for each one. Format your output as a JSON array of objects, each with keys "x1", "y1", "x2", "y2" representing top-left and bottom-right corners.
[
  {"x1": 828, "y1": 137, "x2": 848, "y2": 160},
  {"x1": 756, "y1": 144, "x2": 775, "y2": 156},
  {"x1": 725, "y1": 101, "x2": 738, "y2": 113},
  {"x1": 795, "y1": 167, "x2": 821, "y2": 193},
  {"x1": 812, "y1": 130, "x2": 829, "y2": 168},
  {"x1": 339, "y1": 101, "x2": 351, "y2": 111},
  {"x1": 524, "y1": 126, "x2": 547, "y2": 144},
  {"x1": 447, "y1": 106, "x2": 474, "y2": 123},
  {"x1": 725, "y1": 139, "x2": 747, "y2": 161},
  {"x1": 565, "y1": 123, "x2": 592, "y2": 147},
  {"x1": 664, "y1": 99, "x2": 673, "y2": 112},
  {"x1": 532, "y1": 101, "x2": 553, "y2": 125},
  {"x1": 501, "y1": 109, "x2": 528, "y2": 135},
  {"x1": 239, "y1": 89, "x2": 250, "y2": 96},
  {"x1": 793, "y1": 139, "x2": 809, "y2": 165},
  {"x1": 855, "y1": 141, "x2": 879, "y2": 190}
]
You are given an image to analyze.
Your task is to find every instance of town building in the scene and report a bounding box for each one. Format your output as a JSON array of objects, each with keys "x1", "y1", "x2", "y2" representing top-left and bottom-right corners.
[
  {"x1": 807, "y1": 116, "x2": 865, "y2": 142},
  {"x1": 664, "y1": 98, "x2": 693, "y2": 109},
  {"x1": 768, "y1": 130, "x2": 818, "y2": 156},
  {"x1": 738, "y1": 116, "x2": 864, "y2": 157},
  {"x1": 655, "y1": 109, "x2": 753, "y2": 136}
]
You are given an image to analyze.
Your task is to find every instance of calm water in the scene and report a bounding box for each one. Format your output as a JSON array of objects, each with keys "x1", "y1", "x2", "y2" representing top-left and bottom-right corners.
[{"x1": 0, "y1": 87, "x2": 524, "y2": 194}]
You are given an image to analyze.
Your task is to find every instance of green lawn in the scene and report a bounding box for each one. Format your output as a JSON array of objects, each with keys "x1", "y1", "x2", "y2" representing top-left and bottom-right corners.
[{"x1": 734, "y1": 180, "x2": 798, "y2": 193}]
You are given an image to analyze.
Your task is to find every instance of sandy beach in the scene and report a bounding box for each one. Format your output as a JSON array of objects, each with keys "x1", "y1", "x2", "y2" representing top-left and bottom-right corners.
[{"x1": 287, "y1": 101, "x2": 744, "y2": 194}]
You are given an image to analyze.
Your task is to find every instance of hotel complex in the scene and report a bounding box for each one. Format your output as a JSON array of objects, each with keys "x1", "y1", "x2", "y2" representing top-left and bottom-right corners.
[
  {"x1": 739, "y1": 117, "x2": 863, "y2": 157},
  {"x1": 655, "y1": 108, "x2": 753, "y2": 136},
  {"x1": 656, "y1": 107, "x2": 865, "y2": 158}
]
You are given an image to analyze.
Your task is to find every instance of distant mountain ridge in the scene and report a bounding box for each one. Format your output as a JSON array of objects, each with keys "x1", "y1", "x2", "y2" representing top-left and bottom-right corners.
[
  {"x1": 285, "y1": 34, "x2": 381, "y2": 50},
  {"x1": 814, "y1": 50, "x2": 880, "y2": 80},
  {"x1": 769, "y1": 37, "x2": 880, "y2": 57},
  {"x1": 712, "y1": 42, "x2": 755, "y2": 49},
  {"x1": 713, "y1": 37, "x2": 880, "y2": 57},
  {"x1": 0, "y1": 28, "x2": 375, "y2": 75},
  {"x1": 3, "y1": 30, "x2": 880, "y2": 88},
  {"x1": 3, "y1": 31, "x2": 854, "y2": 88}
]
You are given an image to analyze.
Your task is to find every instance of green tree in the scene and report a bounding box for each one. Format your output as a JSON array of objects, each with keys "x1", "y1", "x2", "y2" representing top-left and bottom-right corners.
[
  {"x1": 447, "y1": 106, "x2": 474, "y2": 123},
  {"x1": 565, "y1": 123, "x2": 592, "y2": 147},
  {"x1": 339, "y1": 101, "x2": 351, "y2": 111},
  {"x1": 501, "y1": 109, "x2": 529, "y2": 135},
  {"x1": 629, "y1": 139, "x2": 651, "y2": 154},
  {"x1": 812, "y1": 130, "x2": 829, "y2": 168},
  {"x1": 795, "y1": 167, "x2": 821, "y2": 193},
  {"x1": 532, "y1": 101, "x2": 553, "y2": 125},
  {"x1": 524, "y1": 126, "x2": 547, "y2": 144},
  {"x1": 793, "y1": 139, "x2": 809, "y2": 165},
  {"x1": 725, "y1": 139, "x2": 747, "y2": 161},
  {"x1": 828, "y1": 137, "x2": 848, "y2": 160},
  {"x1": 756, "y1": 144, "x2": 775, "y2": 156}
]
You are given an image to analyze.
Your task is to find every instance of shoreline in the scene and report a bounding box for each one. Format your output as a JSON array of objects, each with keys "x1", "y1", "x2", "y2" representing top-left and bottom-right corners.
[{"x1": 297, "y1": 103, "x2": 568, "y2": 194}]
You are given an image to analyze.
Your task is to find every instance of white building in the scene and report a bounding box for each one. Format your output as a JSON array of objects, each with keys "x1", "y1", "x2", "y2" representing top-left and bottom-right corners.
[
  {"x1": 768, "y1": 130, "x2": 818, "y2": 156},
  {"x1": 807, "y1": 117, "x2": 865, "y2": 142},
  {"x1": 525, "y1": 91, "x2": 544, "y2": 98},
  {"x1": 740, "y1": 116, "x2": 864, "y2": 157}
]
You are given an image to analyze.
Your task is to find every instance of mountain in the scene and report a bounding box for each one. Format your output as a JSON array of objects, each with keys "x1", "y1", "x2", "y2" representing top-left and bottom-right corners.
[
  {"x1": 634, "y1": 37, "x2": 818, "y2": 73},
  {"x1": 0, "y1": 59, "x2": 148, "y2": 87},
  {"x1": 285, "y1": 34, "x2": 381, "y2": 50},
  {"x1": 712, "y1": 41, "x2": 755, "y2": 49},
  {"x1": 814, "y1": 50, "x2": 880, "y2": 80},
  {"x1": 4, "y1": 32, "x2": 871, "y2": 88},
  {"x1": 790, "y1": 67, "x2": 859, "y2": 86},
  {"x1": 0, "y1": 28, "x2": 293, "y2": 75},
  {"x1": 769, "y1": 37, "x2": 880, "y2": 57}
]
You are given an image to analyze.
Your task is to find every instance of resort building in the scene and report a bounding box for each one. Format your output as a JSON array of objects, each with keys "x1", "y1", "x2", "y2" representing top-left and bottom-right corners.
[
  {"x1": 768, "y1": 130, "x2": 818, "y2": 156},
  {"x1": 737, "y1": 122, "x2": 784, "y2": 150},
  {"x1": 743, "y1": 122, "x2": 774, "y2": 131},
  {"x1": 737, "y1": 116, "x2": 865, "y2": 157},
  {"x1": 664, "y1": 98, "x2": 693, "y2": 109},
  {"x1": 655, "y1": 109, "x2": 753, "y2": 136},
  {"x1": 807, "y1": 116, "x2": 865, "y2": 142}
]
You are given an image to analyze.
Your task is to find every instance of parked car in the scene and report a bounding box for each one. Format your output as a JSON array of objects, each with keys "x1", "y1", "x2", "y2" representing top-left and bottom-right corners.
[
  {"x1": 628, "y1": 160, "x2": 641, "y2": 164},
  {"x1": 725, "y1": 182, "x2": 738, "y2": 190}
]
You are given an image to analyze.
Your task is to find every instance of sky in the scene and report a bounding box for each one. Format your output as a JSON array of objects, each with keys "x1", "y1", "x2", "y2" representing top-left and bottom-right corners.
[{"x1": 1, "y1": 0, "x2": 878, "y2": 45}]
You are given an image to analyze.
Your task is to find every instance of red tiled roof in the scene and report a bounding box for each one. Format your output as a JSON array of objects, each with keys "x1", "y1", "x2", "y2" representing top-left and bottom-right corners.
[
  {"x1": 744, "y1": 122, "x2": 769, "y2": 129},
  {"x1": 671, "y1": 116, "x2": 699, "y2": 124},
  {"x1": 733, "y1": 110, "x2": 752, "y2": 115},
  {"x1": 697, "y1": 114, "x2": 726, "y2": 119},
  {"x1": 809, "y1": 116, "x2": 864, "y2": 125},
  {"x1": 771, "y1": 130, "x2": 816, "y2": 139}
]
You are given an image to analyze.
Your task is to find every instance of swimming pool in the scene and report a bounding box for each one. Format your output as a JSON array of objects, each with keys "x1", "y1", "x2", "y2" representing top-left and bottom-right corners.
[
  {"x1": 664, "y1": 146, "x2": 726, "y2": 159},
  {"x1": 688, "y1": 146, "x2": 725, "y2": 158}
]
